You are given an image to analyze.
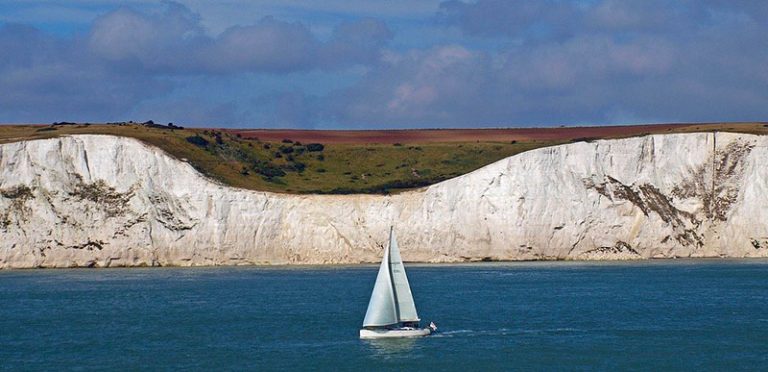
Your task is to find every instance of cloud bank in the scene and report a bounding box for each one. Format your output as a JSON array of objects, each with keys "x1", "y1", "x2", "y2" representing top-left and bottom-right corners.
[
  {"x1": 339, "y1": 0, "x2": 768, "y2": 127},
  {"x1": 0, "y1": 0, "x2": 766, "y2": 127}
]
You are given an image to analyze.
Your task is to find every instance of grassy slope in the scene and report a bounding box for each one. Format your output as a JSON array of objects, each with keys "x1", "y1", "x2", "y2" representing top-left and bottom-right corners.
[{"x1": 1, "y1": 122, "x2": 766, "y2": 194}]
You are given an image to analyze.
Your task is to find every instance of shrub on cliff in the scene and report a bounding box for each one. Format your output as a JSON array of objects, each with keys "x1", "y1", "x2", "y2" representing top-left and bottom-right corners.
[
  {"x1": 254, "y1": 162, "x2": 286, "y2": 178},
  {"x1": 186, "y1": 135, "x2": 209, "y2": 148},
  {"x1": 571, "y1": 137, "x2": 597, "y2": 143},
  {"x1": 285, "y1": 161, "x2": 306, "y2": 173},
  {"x1": 306, "y1": 143, "x2": 324, "y2": 152}
]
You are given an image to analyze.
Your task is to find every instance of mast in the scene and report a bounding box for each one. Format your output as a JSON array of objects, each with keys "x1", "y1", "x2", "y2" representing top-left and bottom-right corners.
[{"x1": 388, "y1": 227, "x2": 420, "y2": 323}]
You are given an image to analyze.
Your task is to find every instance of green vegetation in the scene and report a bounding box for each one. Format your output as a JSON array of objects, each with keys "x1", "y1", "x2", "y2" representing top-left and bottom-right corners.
[{"x1": 1, "y1": 122, "x2": 766, "y2": 194}]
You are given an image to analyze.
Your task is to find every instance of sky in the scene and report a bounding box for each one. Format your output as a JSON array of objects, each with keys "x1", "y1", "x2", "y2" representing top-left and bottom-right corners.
[{"x1": 0, "y1": 0, "x2": 767, "y2": 129}]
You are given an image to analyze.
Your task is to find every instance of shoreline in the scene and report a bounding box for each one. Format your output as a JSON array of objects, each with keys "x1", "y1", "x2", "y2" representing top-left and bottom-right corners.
[{"x1": 3, "y1": 256, "x2": 768, "y2": 272}]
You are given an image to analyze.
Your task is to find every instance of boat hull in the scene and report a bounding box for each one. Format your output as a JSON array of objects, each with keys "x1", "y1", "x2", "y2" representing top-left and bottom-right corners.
[{"x1": 359, "y1": 328, "x2": 431, "y2": 339}]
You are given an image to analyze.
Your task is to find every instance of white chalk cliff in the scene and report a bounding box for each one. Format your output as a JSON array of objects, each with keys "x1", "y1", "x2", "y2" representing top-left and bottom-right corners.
[{"x1": 1, "y1": 132, "x2": 767, "y2": 268}]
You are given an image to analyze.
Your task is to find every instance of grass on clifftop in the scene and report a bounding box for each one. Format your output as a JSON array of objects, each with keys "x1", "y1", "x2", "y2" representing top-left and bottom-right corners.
[{"x1": 1, "y1": 122, "x2": 766, "y2": 194}]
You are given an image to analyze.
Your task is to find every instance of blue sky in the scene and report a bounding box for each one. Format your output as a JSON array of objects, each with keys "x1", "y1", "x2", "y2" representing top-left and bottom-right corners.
[{"x1": 1, "y1": 0, "x2": 767, "y2": 128}]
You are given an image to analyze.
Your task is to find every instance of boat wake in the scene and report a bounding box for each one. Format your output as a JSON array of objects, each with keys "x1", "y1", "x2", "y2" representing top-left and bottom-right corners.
[
  {"x1": 432, "y1": 329, "x2": 475, "y2": 337},
  {"x1": 431, "y1": 327, "x2": 584, "y2": 338}
]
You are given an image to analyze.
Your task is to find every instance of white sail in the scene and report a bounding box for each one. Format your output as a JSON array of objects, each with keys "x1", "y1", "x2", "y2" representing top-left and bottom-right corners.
[
  {"x1": 362, "y1": 239, "x2": 398, "y2": 327},
  {"x1": 388, "y1": 228, "x2": 420, "y2": 322}
]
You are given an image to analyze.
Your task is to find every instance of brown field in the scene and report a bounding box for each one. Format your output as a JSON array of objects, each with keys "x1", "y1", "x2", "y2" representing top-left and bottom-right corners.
[{"x1": 223, "y1": 122, "x2": 768, "y2": 144}]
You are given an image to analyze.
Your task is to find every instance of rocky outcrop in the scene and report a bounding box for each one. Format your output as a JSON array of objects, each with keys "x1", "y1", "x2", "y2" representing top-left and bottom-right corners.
[{"x1": 1, "y1": 132, "x2": 767, "y2": 268}]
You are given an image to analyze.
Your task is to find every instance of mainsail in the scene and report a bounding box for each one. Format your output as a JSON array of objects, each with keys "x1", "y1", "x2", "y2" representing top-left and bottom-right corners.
[
  {"x1": 388, "y1": 228, "x2": 420, "y2": 322},
  {"x1": 362, "y1": 227, "x2": 420, "y2": 327}
]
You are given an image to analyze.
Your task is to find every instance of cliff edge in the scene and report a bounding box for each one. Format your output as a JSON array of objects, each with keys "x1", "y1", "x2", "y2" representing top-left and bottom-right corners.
[{"x1": 1, "y1": 132, "x2": 767, "y2": 268}]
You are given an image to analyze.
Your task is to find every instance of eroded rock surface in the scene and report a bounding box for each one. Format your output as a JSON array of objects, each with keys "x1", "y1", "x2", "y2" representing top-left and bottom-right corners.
[{"x1": 1, "y1": 133, "x2": 767, "y2": 268}]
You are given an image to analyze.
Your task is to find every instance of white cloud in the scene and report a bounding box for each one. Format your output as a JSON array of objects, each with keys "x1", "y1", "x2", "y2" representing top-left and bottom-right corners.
[{"x1": 85, "y1": 3, "x2": 393, "y2": 74}]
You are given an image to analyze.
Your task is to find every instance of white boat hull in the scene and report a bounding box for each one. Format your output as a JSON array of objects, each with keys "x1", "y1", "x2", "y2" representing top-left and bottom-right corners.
[{"x1": 359, "y1": 328, "x2": 431, "y2": 339}]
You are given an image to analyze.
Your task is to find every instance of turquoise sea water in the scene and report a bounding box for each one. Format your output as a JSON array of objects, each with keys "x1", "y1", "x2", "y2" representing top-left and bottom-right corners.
[{"x1": 1, "y1": 260, "x2": 767, "y2": 370}]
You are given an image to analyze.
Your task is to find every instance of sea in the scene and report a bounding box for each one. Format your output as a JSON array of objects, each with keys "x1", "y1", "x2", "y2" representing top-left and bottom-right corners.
[{"x1": 1, "y1": 260, "x2": 767, "y2": 371}]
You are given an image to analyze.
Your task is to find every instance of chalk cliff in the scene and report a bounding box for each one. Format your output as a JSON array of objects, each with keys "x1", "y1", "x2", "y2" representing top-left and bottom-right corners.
[{"x1": 1, "y1": 133, "x2": 767, "y2": 268}]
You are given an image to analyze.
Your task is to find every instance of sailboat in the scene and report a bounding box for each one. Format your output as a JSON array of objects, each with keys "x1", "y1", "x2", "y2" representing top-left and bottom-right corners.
[{"x1": 359, "y1": 227, "x2": 433, "y2": 339}]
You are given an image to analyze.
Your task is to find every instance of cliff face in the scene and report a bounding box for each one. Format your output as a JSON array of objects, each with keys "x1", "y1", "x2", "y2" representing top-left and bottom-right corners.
[{"x1": 1, "y1": 133, "x2": 767, "y2": 268}]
